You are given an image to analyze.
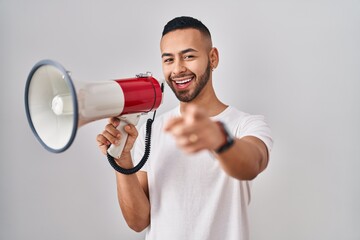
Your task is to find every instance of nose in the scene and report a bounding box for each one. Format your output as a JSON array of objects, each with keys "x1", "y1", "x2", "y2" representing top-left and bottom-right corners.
[{"x1": 172, "y1": 59, "x2": 186, "y2": 76}]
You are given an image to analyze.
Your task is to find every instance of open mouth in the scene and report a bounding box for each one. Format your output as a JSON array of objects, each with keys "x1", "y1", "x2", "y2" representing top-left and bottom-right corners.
[{"x1": 172, "y1": 76, "x2": 194, "y2": 89}]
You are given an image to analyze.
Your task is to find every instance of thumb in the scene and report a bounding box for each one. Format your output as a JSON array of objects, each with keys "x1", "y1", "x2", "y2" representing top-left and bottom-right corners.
[
  {"x1": 124, "y1": 124, "x2": 138, "y2": 137},
  {"x1": 122, "y1": 124, "x2": 138, "y2": 153}
]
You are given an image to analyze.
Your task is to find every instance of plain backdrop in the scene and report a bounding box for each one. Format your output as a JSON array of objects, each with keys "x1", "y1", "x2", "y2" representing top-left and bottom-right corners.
[{"x1": 1, "y1": 0, "x2": 359, "y2": 239}]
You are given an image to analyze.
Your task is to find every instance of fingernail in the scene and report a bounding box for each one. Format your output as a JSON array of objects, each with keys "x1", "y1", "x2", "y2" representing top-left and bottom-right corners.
[{"x1": 114, "y1": 140, "x2": 119, "y2": 145}]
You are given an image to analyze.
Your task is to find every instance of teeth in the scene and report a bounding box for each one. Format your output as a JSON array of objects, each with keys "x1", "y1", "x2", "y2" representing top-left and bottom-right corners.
[{"x1": 175, "y1": 78, "x2": 192, "y2": 84}]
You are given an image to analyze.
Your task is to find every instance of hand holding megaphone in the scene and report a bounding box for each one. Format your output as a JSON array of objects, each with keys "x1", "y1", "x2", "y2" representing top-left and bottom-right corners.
[
  {"x1": 25, "y1": 60, "x2": 163, "y2": 174},
  {"x1": 106, "y1": 113, "x2": 141, "y2": 158}
]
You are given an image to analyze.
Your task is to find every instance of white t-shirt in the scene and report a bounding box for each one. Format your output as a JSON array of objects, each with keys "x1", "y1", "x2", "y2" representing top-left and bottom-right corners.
[{"x1": 134, "y1": 106, "x2": 273, "y2": 240}]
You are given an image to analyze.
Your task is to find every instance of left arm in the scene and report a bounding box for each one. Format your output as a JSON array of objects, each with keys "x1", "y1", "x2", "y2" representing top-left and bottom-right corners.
[
  {"x1": 213, "y1": 135, "x2": 269, "y2": 180},
  {"x1": 164, "y1": 105, "x2": 269, "y2": 180}
]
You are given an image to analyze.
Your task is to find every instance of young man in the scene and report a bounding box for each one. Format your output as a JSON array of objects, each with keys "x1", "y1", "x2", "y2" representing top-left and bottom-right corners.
[{"x1": 97, "y1": 16, "x2": 273, "y2": 240}]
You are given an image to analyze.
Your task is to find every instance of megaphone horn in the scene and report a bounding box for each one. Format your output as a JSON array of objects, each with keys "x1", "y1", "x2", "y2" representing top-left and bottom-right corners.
[{"x1": 25, "y1": 59, "x2": 163, "y2": 174}]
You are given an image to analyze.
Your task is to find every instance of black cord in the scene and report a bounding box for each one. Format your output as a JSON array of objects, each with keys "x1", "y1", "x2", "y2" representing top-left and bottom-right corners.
[{"x1": 106, "y1": 112, "x2": 155, "y2": 175}]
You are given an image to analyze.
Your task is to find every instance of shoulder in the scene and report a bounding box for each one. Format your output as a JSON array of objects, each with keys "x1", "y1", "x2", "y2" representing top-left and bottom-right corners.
[
  {"x1": 218, "y1": 106, "x2": 273, "y2": 152},
  {"x1": 214, "y1": 106, "x2": 254, "y2": 126}
]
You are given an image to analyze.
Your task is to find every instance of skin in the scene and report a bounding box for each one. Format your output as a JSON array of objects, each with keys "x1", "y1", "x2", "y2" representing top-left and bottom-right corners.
[{"x1": 96, "y1": 28, "x2": 269, "y2": 232}]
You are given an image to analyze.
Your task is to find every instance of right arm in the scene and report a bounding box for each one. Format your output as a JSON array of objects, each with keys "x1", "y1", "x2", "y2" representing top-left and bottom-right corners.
[{"x1": 97, "y1": 117, "x2": 150, "y2": 232}]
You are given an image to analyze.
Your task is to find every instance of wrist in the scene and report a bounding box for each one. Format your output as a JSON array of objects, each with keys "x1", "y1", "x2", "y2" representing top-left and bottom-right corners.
[
  {"x1": 214, "y1": 121, "x2": 235, "y2": 154},
  {"x1": 115, "y1": 153, "x2": 133, "y2": 168}
]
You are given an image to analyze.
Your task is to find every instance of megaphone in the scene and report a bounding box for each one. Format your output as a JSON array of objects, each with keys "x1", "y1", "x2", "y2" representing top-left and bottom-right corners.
[{"x1": 25, "y1": 59, "x2": 163, "y2": 174}]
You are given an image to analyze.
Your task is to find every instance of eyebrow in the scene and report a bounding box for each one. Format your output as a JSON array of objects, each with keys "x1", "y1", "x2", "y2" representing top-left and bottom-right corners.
[{"x1": 161, "y1": 48, "x2": 198, "y2": 58}]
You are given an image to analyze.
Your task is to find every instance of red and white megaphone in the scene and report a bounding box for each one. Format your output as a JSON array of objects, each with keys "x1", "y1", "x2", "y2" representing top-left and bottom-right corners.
[{"x1": 25, "y1": 59, "x2": 163, "y2": 174}]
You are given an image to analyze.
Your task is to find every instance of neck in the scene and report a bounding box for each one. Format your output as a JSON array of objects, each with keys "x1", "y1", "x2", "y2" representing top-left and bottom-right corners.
[{"x1": 179, "y1": 79, "x2": 227, "y2": 117}]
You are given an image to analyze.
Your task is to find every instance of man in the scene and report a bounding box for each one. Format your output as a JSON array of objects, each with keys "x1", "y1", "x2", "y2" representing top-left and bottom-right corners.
[{"x1": 97, "y1": 16, "x2": 273, "y2": 240}]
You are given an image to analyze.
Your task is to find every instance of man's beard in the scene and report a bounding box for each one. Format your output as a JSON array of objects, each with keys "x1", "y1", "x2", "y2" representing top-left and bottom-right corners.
[{"x1": 167, "y1": 61, "x2": 211, "y2": 102}]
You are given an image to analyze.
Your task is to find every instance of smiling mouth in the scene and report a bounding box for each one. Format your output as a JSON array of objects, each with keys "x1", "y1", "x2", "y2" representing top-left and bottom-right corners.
[{"x1": 171, "y1": 76, "x2": 194, "y2": 89}]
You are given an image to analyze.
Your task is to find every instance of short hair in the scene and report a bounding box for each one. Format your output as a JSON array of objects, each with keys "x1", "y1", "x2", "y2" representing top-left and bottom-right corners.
[{"x1": 162, "y1": 16, "x2": 211, "y2": 39}]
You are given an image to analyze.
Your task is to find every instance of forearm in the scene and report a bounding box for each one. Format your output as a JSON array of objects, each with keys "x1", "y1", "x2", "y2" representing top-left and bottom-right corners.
[
  {"x1": 214, "y1": 137, "x2": 268, "y2": 180},
  {"x1": 115, "y1": 156, "x2": 150, "y2": 232}
]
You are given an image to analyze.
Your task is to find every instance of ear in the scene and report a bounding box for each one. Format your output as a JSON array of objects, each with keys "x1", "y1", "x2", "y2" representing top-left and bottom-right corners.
[{"x1": 209, "y1": 47, "x2": 219, "y2": 70}]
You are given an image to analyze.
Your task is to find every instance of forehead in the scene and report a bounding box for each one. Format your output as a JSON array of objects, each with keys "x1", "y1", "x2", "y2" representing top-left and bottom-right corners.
[{"x1": 160, "y1": 28, "x2": 209, "y2": 54}]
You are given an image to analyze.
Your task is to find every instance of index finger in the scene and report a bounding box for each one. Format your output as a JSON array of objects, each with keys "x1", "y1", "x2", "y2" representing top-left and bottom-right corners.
[{"x1": 109, "y1": 117, "x2": 120, "y2": 127}]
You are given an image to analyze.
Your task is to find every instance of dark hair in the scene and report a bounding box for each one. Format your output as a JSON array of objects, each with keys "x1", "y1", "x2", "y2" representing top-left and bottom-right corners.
[{"x1": 162, "y1": 16, "x2": 211, "y2": 39}]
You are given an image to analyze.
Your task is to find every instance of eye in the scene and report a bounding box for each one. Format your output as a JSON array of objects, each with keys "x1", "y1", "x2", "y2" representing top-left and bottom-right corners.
[
  {"x1": 184, "y1": 55, "x2": 195, "y2": 60},
  {"x1": 163, "y1": 58, "x2": 173, "y2": 63}
]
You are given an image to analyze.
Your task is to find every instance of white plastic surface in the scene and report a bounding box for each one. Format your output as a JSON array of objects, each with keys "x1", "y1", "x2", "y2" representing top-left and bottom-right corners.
[{"x1": 107, "y1": 113, "x2": 141, "y2": 159}]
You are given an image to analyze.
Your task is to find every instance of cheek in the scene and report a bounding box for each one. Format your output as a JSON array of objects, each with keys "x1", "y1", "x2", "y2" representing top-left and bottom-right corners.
[
  {"x1": 162, "y1": 65, "x2": 172, "y2": 79},
  {"x1": 188, "y1": 61, "x2": 207, "y2": 75}
]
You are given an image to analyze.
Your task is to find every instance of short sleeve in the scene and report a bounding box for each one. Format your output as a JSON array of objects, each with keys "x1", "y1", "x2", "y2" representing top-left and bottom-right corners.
[{"x1": 236, "y1": 114, "x2": 273, "y2": 154}]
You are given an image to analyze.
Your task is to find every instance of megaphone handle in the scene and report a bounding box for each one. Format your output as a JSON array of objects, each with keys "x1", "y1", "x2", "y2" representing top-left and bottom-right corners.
[
  {"x1": 107, "y1": 113, "x2": 141, "y2": 158},
  {"x1": 107, "y1": 120, "x2": 129, "y2": 158}
]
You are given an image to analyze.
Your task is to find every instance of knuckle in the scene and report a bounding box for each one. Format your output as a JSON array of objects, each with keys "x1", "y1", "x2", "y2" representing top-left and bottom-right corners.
[
  {"x1": 105, "y1": 124, "x2": 113, "y2": 131},
  {"x1": 96, "y1": 134, "x2": 104, "y2": 142}
]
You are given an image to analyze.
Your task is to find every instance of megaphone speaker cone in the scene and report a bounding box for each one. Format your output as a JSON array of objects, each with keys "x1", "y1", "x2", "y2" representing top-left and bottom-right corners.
[{"x1": 24, "y1": 60, "x2": 78, "y2": 153}]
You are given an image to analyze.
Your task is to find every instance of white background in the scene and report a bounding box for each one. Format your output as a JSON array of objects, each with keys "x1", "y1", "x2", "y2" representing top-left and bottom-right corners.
[{"x1": 1, "y1": 0, "x2": 359, "y2": 239}]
